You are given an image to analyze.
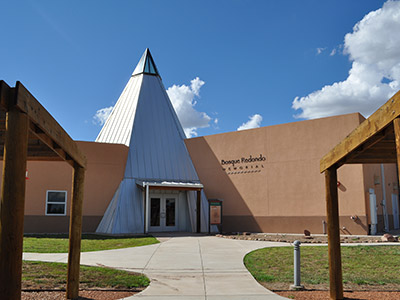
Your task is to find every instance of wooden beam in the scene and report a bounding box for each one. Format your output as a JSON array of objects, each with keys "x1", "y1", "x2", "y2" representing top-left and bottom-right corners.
[
  {"x1": 325, "y1": 167, "x2": 343, "y2": 300},
  {"x1": 345, "y1": 158, "x2": 397, "y2": 164},
  {"x1": 27, "y1": 156, "x2": 63, "y2": 161},
  {"x1": 66, "y1": 164, "x2": 85, "y2": 300},
  {"x1": 14, "y1": 82, "x2": 86, "y2": 168},
  {"x1": 320, "y1": 90, "x2": 400, "y2": 172},
  {"x1": 28, "y1": 119, "x2": 73, "y2": 166},
  {"x1": 332, "y1": 126, "x2": 395, "y2": 168},
  {"x1": 350, "y1": 151, "x2": 397, "y2": 160},
  {"x1": 197, "y1": 190, "x2": 201, "y2": 233},
  {"x1": 0, "y1": 107, "x2": 28, "y2": 300},
  {"x1": 393, "y1": 118, "x2": 400, "y2": 202},
  {"x1": 0, "y1": 80, "x2": 11, "y2": 110}
]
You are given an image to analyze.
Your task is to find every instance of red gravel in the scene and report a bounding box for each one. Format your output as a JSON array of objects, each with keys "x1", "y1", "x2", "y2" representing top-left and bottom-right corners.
[
  {"x1": 276, "y1": 290, "x2": 400, "y2": 299},
  {"x1": 21, "y1": 290, "x2": 400, "y2": 299},
  {"x1": 21, "y1": 290, "x2": 137, "y2": 300}
]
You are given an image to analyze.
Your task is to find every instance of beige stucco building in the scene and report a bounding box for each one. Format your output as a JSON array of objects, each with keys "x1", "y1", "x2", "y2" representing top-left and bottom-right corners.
[{"x1": 16, "y1": 112, "x2": 399, "y2": 235}]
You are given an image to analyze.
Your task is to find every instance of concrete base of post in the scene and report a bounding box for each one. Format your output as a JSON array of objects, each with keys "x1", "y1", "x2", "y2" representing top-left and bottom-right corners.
[{"x1": 289, "y1": 284, "x2": 305, "y2": 291}]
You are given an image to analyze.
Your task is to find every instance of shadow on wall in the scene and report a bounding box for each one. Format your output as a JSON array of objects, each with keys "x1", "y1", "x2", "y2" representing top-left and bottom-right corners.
[{"x1": 185, "y1": 137, "x2": 262, "y2": 233}]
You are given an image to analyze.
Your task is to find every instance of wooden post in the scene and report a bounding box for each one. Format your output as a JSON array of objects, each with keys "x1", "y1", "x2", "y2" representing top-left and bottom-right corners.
[
  {"x1": 325, "y1": 167, "x2": 343, "y2": 300},
  {"x1": 66, "y1": 164, "x2": 85, "y2": 299},
  {"x1": 0, "y1": 107, "x2": 28, "y2": 300},
  {"x1": 393, "y1": 118, "x2": 400, "y2": 189},
  {"x1": 196, "y1": 190, "x2": 201, "y2": 233}
]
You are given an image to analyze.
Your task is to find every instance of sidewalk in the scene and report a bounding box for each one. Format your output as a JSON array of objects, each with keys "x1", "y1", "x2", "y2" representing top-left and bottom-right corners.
[{"x1": 24, "y1": 235, "x2": 289, "y2": 299}]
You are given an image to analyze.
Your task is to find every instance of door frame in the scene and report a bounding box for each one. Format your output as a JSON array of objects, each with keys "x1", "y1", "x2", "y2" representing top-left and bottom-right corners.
[{"x1": 148, "y1": 193, "x2": 179, "y2": 232}]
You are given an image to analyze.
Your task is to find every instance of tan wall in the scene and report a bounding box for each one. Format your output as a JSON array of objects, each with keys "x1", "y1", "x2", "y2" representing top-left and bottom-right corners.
[
  {"x1": 186, "y1": 113, "x2": 389, "y2": 235},
  {"x1": 0, "y1": 141, "x2": 128, "y2": 233},
  {"x1": 8, "y1": 113, "x2": 398, "y2": 235}
]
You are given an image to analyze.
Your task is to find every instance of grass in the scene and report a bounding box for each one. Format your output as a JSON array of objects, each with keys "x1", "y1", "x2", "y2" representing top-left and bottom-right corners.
[
  {"x1": 244, "y1": 245, "x2": 400, "y2": 288},
  {"x1": 23, "y1": 233, "x2": 159, "y2": 253},
  {"x1": 22, "y1": 261, "x2": 149, "y2": 290}
]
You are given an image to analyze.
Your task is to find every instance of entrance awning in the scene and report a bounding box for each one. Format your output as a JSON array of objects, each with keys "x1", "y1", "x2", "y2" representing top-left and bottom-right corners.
[{"x1": 136, "y1": 180, "x2": 203, "y2": 191}]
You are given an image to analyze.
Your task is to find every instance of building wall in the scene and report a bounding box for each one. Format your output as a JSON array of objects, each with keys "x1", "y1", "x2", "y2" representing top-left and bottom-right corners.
[
  {"x1": 8, "y1": 113, "x2": 398, "y2": 235},
  {"x1": 18, "y1": 142, "x2": 128, "y2": 233},
  {"x1": 362, "y1": 164, "x2": 399, "y2": 233},
  {"x1": 185, "y1": 113, "x2": 398, "y2": 235}
]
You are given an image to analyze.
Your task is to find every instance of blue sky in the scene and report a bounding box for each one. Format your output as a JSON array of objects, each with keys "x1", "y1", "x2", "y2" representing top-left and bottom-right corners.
[{"x1": 1, "y1": 0, "x2": 398, "y2": 140}]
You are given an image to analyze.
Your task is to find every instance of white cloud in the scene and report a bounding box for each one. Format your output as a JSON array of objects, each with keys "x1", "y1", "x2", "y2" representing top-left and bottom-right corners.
[
  {"x1": 237, "y1": 114, "x2": 263, "y2": 131},
  {"x1": 316, "y1": 47, "x2": 327, "y2": 55},
  {"x1": 93, "y1": 106, "x2": 113, "y2": 125},
  {"x1": 293, "y1": 1, "x2": 400, "y2": 119},
  {"x1": 292, "y1": 1, "x2": 400, "y2": 119},
  {"x1": 167, "y1": 77, "x2": 211, "y2": 138},
  {"x1": 330, "y1": 49, "x2": 337, "y2": 56}
]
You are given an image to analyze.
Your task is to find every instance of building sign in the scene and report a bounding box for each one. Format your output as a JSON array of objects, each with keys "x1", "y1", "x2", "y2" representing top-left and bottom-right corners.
[
  {"x1": 220, "y1": 154, "x2": 266, "y2": 175},
  {"x1": 209, "y1": 201, "x2": 222, "y2": 225}
]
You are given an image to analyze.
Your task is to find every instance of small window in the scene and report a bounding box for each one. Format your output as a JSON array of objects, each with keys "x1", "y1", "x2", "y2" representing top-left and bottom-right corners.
[{"x1": 46, "y1": 190, "x2": 67, "y2": 216}]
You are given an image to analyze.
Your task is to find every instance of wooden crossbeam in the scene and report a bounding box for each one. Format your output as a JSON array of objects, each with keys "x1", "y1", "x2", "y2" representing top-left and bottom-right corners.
[
  {"x1": 28, "y1": 121, "x2": 72, "y2": 165},
  {"x1": 0, "y1": 81, "x2": 11, "y2": 110},
  {"x1": 321, "y1": 90, "x2": 400, "y2": 172},
  {"x1": 345, "y1": 158, "x2": 397, "y2": 164},
  {"x1": 14, "y1": 82, "x2": 86, "y2": 168}
]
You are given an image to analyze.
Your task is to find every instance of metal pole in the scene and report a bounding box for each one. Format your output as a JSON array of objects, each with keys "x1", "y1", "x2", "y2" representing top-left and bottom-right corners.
[
  {"x1": 290, "y1": 240, "x2": 304, "y2": 290},
  {"x1": 145, "y1": 184, "x2": 149, "y2": 233},
  {"x1": 322, "y1": 220, "x2": 327, "y2": 234}
]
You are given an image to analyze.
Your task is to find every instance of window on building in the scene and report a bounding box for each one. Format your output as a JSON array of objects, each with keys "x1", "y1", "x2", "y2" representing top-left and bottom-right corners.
[{"x1": 46, "y1": 190, "x2": 67, "y2": 215}]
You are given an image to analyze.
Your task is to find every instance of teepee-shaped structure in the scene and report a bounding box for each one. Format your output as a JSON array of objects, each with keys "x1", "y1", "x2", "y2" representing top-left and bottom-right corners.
[{"x1": 96, "y1": 49, "x2": 209, "y2": 234}]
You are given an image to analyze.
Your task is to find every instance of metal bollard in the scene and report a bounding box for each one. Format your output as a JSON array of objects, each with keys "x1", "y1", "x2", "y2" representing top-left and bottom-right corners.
[{"x1": 290, "y1": 240, "x2": 304, "y2": 290}]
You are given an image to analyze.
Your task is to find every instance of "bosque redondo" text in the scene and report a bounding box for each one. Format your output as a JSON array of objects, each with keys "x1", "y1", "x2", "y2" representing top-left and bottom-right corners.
[{"x1": 221, "y1": 154, "x2": 266, "y2": 167}]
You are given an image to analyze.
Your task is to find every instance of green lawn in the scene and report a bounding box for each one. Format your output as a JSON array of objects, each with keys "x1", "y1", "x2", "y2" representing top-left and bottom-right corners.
[
  {"x1": 23, "y1": 234, "x2": 159, "y2": 253},
  {"x1": 244, "y1": 245, "x2": 400, "y2": 287},
  {"x1": 23, "y1": 261, "x2": 149, "y2": 290}
]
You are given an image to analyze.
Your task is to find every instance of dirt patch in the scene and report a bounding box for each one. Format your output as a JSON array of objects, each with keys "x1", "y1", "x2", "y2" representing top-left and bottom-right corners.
[
  {"x1": 218, "y1": 232, "x2": 399, "y2": 244},
  {"x1": 21, "y1": 290, "x2": 138, "y2": 300}
]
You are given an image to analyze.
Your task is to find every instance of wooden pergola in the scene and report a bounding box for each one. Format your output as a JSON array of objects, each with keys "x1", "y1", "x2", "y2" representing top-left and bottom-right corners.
[
  {"x1": 0, "y1": 81, "x2": 87, "y2": 300},
  {"x1": 320, "y1": 90, "x2": 400, "y2": 300}
]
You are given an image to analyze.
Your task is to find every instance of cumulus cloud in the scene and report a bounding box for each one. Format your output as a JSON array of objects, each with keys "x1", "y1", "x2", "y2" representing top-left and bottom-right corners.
[
  {"x1": 237, "y1": 114, "x2": 263, "y2": 131},
  {"x1": 330, "y1": 49, "x2": 337, "y2": 56},
  {"x1": 293, "y1": 1, "x2": 400, "y2": 119},
  {"x1": 93, "y1": 106, "x2": 113, "y2": 125},
  {"x1": 167, "y1": 77, "x2": 211, "y2": 138}
]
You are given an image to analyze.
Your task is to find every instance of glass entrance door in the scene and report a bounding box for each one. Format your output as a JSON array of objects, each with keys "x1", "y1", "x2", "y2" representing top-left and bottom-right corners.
[{"x1": 149, "y1": 195, "x2": 178, "y2": 232}]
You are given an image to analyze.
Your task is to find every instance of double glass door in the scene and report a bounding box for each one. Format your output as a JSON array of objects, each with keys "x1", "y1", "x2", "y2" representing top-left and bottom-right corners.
[{"x1": 149, "y1": 195, "x2": 178, "y2": 232}]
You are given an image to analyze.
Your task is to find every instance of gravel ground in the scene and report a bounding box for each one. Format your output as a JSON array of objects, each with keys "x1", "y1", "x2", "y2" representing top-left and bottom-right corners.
[
  {"x1": 218, "y1": 232, "x2": 399, "y2": 244},
  {"x1": 21, "y1": 290, "x2": 400, "y2": 300},
  {"x1": 276, "y1": 290, "x2": 400, "y2": 299},
  {"x1": 21, "y1": 290, "x2": 137, "y2": 300}
]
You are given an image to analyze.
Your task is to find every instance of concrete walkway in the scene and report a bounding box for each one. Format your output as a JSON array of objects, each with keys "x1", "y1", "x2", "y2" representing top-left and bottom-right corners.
[{"x1": 23, "y1": 235, "x2": 289, "y2": 299}]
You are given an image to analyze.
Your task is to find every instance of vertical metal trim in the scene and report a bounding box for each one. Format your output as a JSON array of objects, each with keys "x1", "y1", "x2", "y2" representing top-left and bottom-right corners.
[{"x1": 145, "y1": 184, "x2": 150, "y2": 233}]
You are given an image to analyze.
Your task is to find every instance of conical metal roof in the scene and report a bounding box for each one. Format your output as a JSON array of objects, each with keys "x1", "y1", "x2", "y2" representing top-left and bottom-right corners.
[{"x1": 96, "y1": 49, "x2": 210, "y2": 234}]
